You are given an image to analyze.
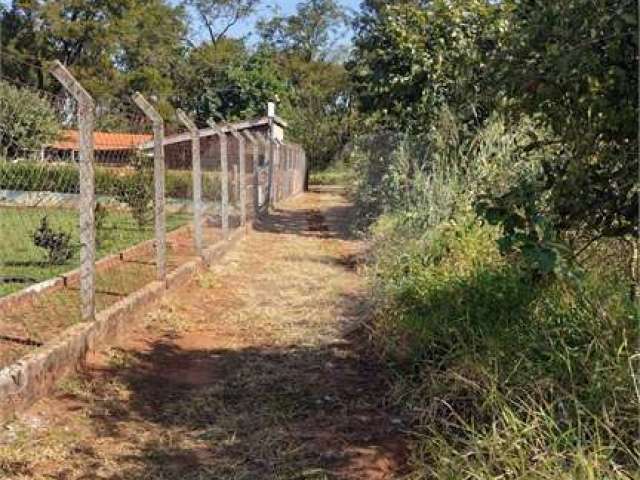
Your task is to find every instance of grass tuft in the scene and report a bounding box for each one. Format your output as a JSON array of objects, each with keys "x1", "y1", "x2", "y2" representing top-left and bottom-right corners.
[{"x1": 368, "y1": 214, "x2": 638, "y2": 479}]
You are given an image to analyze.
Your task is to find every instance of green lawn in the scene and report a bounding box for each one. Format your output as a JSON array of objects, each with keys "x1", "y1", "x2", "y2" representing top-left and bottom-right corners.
[{"x1": 0, "y1": 206, "x2": 191, "y2": 297}]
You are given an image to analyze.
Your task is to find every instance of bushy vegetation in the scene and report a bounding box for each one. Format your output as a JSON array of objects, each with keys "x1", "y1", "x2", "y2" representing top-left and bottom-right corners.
[
  {"x1": 309, "y1": 164, "x2": 352, "y2": 186},
  {"x1": 0, "y1": 161, "x2": 221, "y2": 200},
  {"x1": 347, "y1": 0, "x2": 638, "y2": 471},
  {"x1": 353, "y1": 113, "x2": 637, "y2": 477},
  {"x1": 32, "y1": 216, "x2": 75, "y2": 265},
  {"x1": 368, "y1": 211, "x2": 636, "y2": 475},
  {"x1": 0, "y1": 80, "x2": 60, "y2": 157}
]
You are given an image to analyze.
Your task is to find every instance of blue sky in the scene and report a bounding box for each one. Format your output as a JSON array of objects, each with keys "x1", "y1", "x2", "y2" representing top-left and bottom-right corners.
[
  {"x1": 219, "y1": 0, "x2": 361, "y2": 44},
  {"x1": 0, "y1": 0, "x2": 362, "y2": 50}
]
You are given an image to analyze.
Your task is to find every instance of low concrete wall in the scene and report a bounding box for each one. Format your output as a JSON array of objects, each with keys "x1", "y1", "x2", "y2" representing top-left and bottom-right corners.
[
  {"x1": 0, "y1": 223, "x2": 250, "y2": 421},
  {"x1": 0, "y1": 224, "x2": 187, "y2": 316}
]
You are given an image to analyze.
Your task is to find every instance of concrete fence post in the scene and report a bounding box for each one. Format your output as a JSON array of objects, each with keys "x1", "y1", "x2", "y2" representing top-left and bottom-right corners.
[
  {"x1": 298, "y1": 146, "x2": 304, "y2": 194},
  {"x1": 176, "y1": 109, "x2": 203, "y2": 258},
  {"x1": 233, "y1": 164, "x2": 240, "y2": 204},
  {"x1": 132, "y1": 92, "x2": 166, "y2": 282},
  {"x1": 227, "y1": 127, "x2": 247, "y2": 227},
  {"x1": 266, "y1": 121, "x2": 275, "y2": 210},
  {"x1": 283, "y1": 144, "x2": 289, "y2": 199},
  {"x1": 207, "y1": 120, "x2": 229, "y2": 239},
  {"x1": 271, "y1": 142, "x2": 280, "y2": 206},
  {"x1": 294, "y1": 145, "x2": 299, "y2": 194},
  {"x1": 49, "y1": 61, "x2": 96, "y2": 321},
  {"x1": 242, "y1": 130, "x2": 261, "y2": 217},
  {"x1": 288, "y1": 146, "x2": 293, "y2": 197}
]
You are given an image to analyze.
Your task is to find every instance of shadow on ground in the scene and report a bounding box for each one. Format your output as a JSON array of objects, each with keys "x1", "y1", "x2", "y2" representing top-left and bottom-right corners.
[
  {"x1": 7, "y1": 188, "x2": 405, "y2": 480},
  {"x1": 58, "y1": 290, "x2": 404, "y2": 480},
  {"x1": 253, "y1": 189, "x2": 356, "y2": 242}
]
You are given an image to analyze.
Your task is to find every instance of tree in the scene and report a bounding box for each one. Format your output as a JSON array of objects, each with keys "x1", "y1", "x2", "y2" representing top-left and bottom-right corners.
[
  {"x1": 491, "y1": 0, "x2": 637, "y2": 240},
  {"x1": 348, "y1": 0, "x2": 503, "y2": 134},
  {"x1": 282, "y1": 57, "x2": 354, "y2": 172},
  {"x1": 175, "y1": 40, "x2": 291, "y2": 124},
  {"x1": 0, "y1": 0, "x2": 188, "y2": 105},
  {"x1": 256, "y1": 0, "x2": 356, "y2": 186},
  {"x1": 0, "y1": 80, "x2": 60, "y2": 158},
  {"x1": 184, "y1": 0, "x2": 260, "y2": 44},
  {"x1": 258, "y1": 0, "x2": 350, "y2": 62}
]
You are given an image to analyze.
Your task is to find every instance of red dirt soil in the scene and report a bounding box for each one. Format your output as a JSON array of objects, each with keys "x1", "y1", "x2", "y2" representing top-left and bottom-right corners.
[{"x1": 0, "y1": 188, "x2": 408, "y2": 480}]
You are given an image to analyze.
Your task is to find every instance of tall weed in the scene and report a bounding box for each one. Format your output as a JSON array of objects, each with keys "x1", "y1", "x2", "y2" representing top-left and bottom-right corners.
[
  {"x1": 369, "y1": 216, "x2": 637, "y2": 478},
  {"x1": 354, "y1": 108, "x2": 638, "y2": 478}
]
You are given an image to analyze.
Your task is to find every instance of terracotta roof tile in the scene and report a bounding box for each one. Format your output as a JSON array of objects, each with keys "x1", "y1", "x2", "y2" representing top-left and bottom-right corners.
[{"x1": 50, "y1": 130, "x2": 152, "y2": 151}]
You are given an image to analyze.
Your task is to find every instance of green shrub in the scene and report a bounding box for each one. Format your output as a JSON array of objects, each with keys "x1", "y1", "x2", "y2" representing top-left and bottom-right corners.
[
  {"x1": 110, "y1": 155, "x2": 154, "y2": 227},
  {"x1": 0, "y1": 161, "x2": 222, "y2": 200},
  {"x1": 354, "y1": 106, "x2": 638, "y2": 478},
  {"x1": 309, "y1": 167, "x2": 352, "y2": 186},
  {"x1": 32, "y1": 216, "x2": 75, "y2": 265},
  {"x1": 0, "y1": 161, "x2": 80, "y2": 193},
  {"x1": 165, "y1": 170, "x2": 221, "y2": 199},
  {"x1": 368, "y1": 214, "x2": 637, "y2": 478},
  {"x1": 0, "y1": 81, "x2": 60, "y2": 157}
]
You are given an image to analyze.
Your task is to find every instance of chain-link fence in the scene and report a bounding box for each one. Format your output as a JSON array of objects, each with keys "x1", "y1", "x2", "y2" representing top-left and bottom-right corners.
[
  {"x1": 0, "y1": 69, "x2": 88, "y2": 366},
  {"x1": 0, "y1": 62, "x2": 306, "y2": 370}
]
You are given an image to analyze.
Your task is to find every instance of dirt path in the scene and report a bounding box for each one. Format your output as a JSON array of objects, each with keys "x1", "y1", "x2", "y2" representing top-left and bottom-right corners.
[{"x1": 0, "y1": 188, "x2": 407, "y2": 480}]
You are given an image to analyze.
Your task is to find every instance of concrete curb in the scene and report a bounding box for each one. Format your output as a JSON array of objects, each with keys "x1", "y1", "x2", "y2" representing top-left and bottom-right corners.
[
  {"x1": 0, "y1": 224, "x2": 191, "y2": 316},
  {"x1": 0, "y1": 223, "x2": 250, "y2": 421}
]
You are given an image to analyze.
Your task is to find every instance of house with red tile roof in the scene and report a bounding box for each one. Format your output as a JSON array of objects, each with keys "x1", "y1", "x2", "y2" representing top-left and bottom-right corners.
[{"x1": 46, "y1": 130, "x2": 152, "y2": 164}]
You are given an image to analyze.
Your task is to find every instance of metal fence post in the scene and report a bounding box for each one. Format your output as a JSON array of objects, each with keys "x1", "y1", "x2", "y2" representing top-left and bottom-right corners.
[
  {"x1": 176, "y1": 109, "x2": 203, "y2": 258},
  {"x1": 227, "y1": 127, "x2": 247, "y2": 227},
  {"x1": 208, "y1": 120, "x2": 229, "y2": 239},
  {"x1": 132, "y1": 92, "x2": 166, "y2": 282},
  {"x1": 49, "y1": 61, "x2": 96, "y2": 321}
]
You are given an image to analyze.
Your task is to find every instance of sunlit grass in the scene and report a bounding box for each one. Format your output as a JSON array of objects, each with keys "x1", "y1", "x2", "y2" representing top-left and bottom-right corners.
[{"x1": 0, "y1": 206, "x2": 190, "y2": 296}]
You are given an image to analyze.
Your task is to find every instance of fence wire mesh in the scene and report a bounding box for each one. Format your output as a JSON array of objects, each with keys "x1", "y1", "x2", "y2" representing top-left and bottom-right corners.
[
  {"x1": 0, "y1": 65, "x2": 307, "y2": 370},
  {"x1": 0, "y1": 76, "x2": 85, "y2": 365},
  {"x1": 91, "y1": 100, "x2": 161, "y2": 312}
]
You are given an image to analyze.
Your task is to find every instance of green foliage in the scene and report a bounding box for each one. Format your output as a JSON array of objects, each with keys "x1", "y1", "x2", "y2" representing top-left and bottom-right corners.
[
  {"x1": 309, "y1": 166, "x2": 351, "y2": 186},
  {"x1": 1, "y1": 0, "x2": 187, "y2": 105},
  {"x1": 349, "y1": 0, "x2": 503, "y2": 134},
  {"x1": 0, "y1": 161, "x2": 219, "y2": 200},
  {"x1": 369, "y1": 214, "x2": 636, "y2": 478},
  {"x1": 258, "y1": 0, "x2": 350, "y2": 62},
  {"x1": 283, "y1": 58, "x2": 355, "y2": 172},
  {"x1": 32, "y1": 216, "x2": 74, "y2": 265},
  {"x1": 0, "y1": 161, "x2": 79, "y2": 193},
  {"x1": 492, "y1": 0, "x2": 638, "y2": 241},
  {"x1": 0, "y1": 81, "x2": 60, "y2": 157},
  {"x1": 351, "y1": 109, "x2": 549, "y2": 231},
  {"x1": 254, "y1": 0, "x2": 356, "y2": 173},
  {"x1": 350, "y1": 0, "x2": 638, "y2": 262},
  {"x1": 350, "y1": 97, "x2": 637, "y2": 477},
  {"x1": 111, "y1": 155, "x2": 154, "y2": 228}
]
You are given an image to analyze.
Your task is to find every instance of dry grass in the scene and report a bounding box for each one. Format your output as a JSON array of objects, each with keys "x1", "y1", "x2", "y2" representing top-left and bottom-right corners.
[{"x1": 0, "y1": 189, "x2": 405, "y2": 480}]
